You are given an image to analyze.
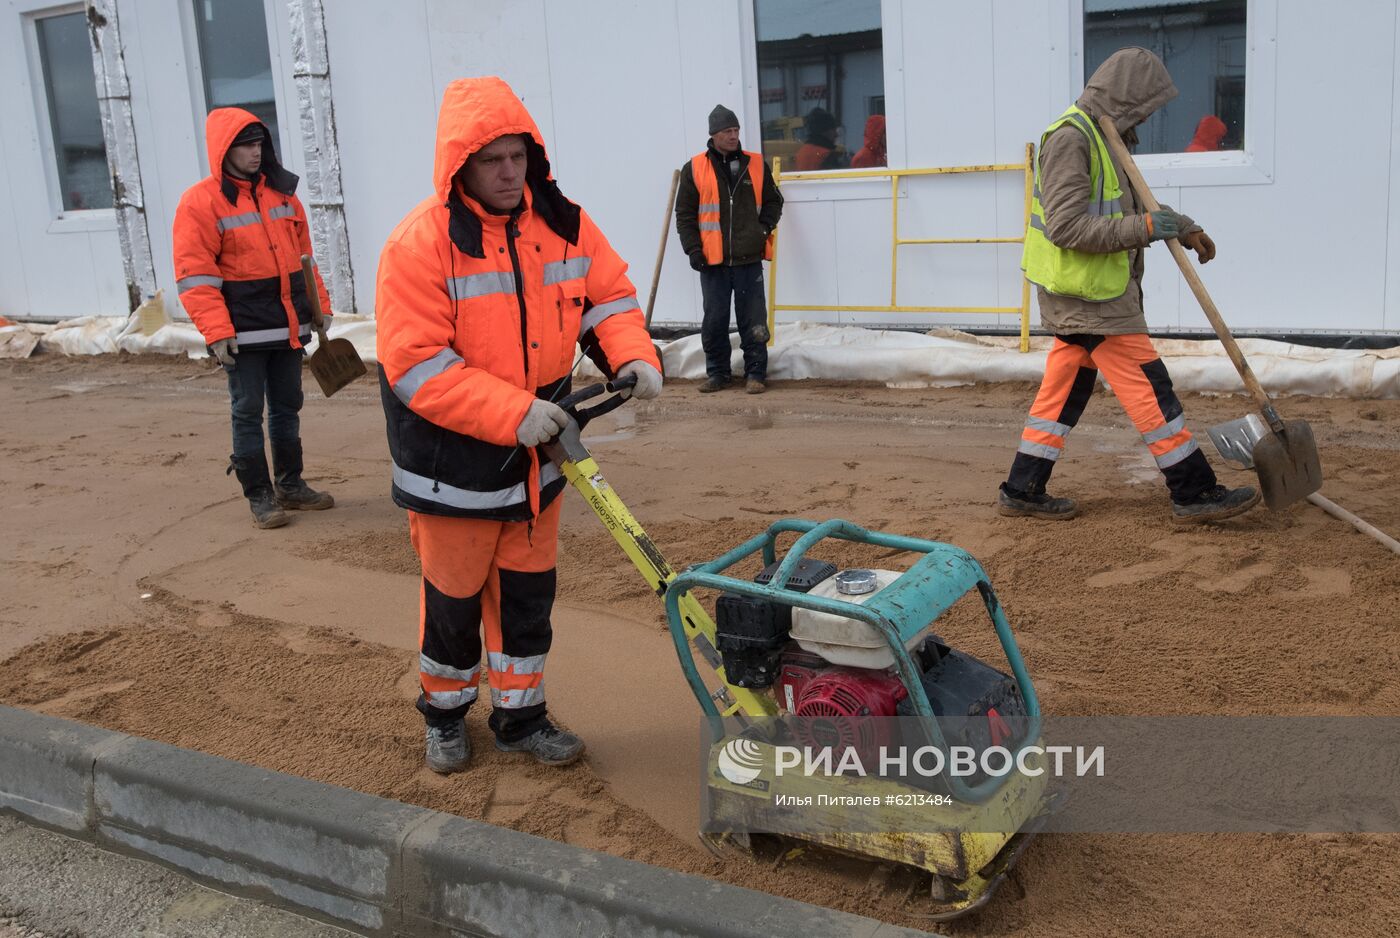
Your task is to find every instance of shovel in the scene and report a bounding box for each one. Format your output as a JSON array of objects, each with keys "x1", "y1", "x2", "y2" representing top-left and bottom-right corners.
[
  {"x1": 300, "y1": 254, "x2": 366, "y2": 397},
  {"x1": 1098, "y1": 117, "x2": 1322, "y2": 511}
]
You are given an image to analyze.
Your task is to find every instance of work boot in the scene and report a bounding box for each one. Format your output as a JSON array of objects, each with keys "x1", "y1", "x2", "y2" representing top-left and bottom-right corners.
[
  {"x1": 228, "y1": 453, "x2": 289, "y2": 529},
  {"x1": 699, "y1": 376, "x2": 732, "y2": 393},
  {"x1": 745, "y1": 377, "x2": 767, "y2": 395},
  {"x1": 494, "y1": 721, "x2": 585, "y2": 766},
  {"x1": 1171, "y1": 484, "x2": 1260, "y2": 524},
  {"x1": 424, "y1": 718, "x2": 470, "y2": 774},
  {"x1": 271, "y1": 439, "x2": 334, "y2": 511},
  {"x1": 996, "y1": 482, "x2": 1078, "y2": 520}
]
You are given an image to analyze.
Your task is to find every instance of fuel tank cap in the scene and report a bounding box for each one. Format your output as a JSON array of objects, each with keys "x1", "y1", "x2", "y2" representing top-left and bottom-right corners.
[{"x1": 833, "y1": 568, "x2": 879, "y2": 595}]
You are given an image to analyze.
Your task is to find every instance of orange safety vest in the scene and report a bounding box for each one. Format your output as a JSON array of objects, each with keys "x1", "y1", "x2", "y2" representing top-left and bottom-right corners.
[{"x1": 690, "y1": 151, "x2": 774, "y2": 265}]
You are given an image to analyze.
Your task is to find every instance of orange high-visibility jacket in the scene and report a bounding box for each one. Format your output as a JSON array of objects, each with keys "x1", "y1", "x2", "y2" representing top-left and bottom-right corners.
[
  {"x1": 172, "y1": 108, "x2": 330, "y2": 351},
  {"x1": 689, "y1": 151, "x2": 774, "y2": 264},
  {"x1": 375, "y1": 77, "x2": 660, "y2": 522}
]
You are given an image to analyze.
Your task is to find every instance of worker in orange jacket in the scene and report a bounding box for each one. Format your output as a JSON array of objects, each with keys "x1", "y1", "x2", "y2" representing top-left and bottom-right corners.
[
  {"x1": 173, "y1": 108, "x2": 335, "y2": 529},
  {"x1": 376, "y1": 77, "x2": 663, "y2": 773}
]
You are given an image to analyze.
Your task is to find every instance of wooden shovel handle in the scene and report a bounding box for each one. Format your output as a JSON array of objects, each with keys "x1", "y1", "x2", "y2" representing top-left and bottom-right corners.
[
  {"x1": 300, "y1": 254, "x2": 328, "y2": 342},
  {"x1": 645, "y1": 169, "x2": 682, "y2": 328},
  {"x1": 1096, "y1": 117, "x2": 1284, "y2": 433}
]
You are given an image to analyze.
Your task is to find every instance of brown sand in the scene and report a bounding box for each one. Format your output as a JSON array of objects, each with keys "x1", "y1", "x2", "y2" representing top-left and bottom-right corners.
[{"x1": 2, "y1": 354, "x2": 1398, "y2": 936}]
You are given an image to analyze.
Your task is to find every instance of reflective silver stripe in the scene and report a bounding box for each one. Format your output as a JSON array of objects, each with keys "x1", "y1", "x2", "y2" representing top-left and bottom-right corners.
[
  {"x1": 542, "y1": 256, "x2": 592, "y2": 285},
  {"x1": 698, "y1": 221, "x2": 721, "y2": 232},
  {"x1": 425, "y1": 687, "x2": 478, "y2": 708},
  {"x1": 267, "y1": 204, "x2": 296, "y2": 221},
  {"x1": 698, "y1": 202, "x2": 720, "y2": 213},
  {"x1": 419, "y1": 654, "x2": 479, "y2": 684},
  {"x1": 487, "y1": 651, "x2": 547, "y2": 676},
  {"x1": 1141, "y1": 414, "x2": 1187, "y2": 445},
  {"x1": 446, "y1": 270, "x2": 515, "y2": 300},
  {"x1": 392, "y1": 460, "x2": 563, "y2": 511},
  {"x1": 492, "y1": 685, "x2": 545, "y2": 708},
  {"x1": 177, "y1": 274, "x2": 223, "y2": 293},
  {"x1": 234, "y1": 325, "x2": 313, "y2": 345},
  {"x1": 1017, "y1": 440, "x2": 1062, "y2": 461},
  {"x1": 216, "y1": 212, "x2": 261, "y2": 232},
  {"x1": 1026, "y1": 416, "x2": 1072, "y2": 438},
  {"x1": 580, "y1": 295, "x2": 640, "y2": 333},
  {"x1": 1153, "y1": 437, "x2": 1199, "y2": 469},
  {"x1": 1028, "y1": 214, "x2": 1047, "y2": 233},
  {"x1": 1086, "y1": 197, "x2": 1123, "y2": 217},
  {"x1": 392, "y1": 347, "x2": 463, "y2": 405}
]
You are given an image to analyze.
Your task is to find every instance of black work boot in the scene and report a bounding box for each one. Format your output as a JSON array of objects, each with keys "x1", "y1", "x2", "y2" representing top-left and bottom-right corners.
[
  {"x1": 494, "y1": 720, "x2": 585, "y2": 766},
  {"x1": 997, "y1": 482, "x2": 1078, "y2": 520},
  {"x1": 271, "y1": 439, "x2": 334, "y2": 511},
  {"x1": 699, "y1": 375, "x2": 732, "y2": 393},
  {"x1": 1171, "y1": 484, "x2": 1260, "y2": 524},
  {"x1": 228, "y1": 453, "x2": 289, "y2": 529}
]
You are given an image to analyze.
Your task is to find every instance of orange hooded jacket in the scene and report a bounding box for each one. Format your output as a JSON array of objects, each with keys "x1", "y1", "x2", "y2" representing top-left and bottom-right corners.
[
  {"x1": 172, "y1": 108, "x2": 330, "y2": 351},
  {"x1": 375, "y1": 77, "x2": 659, "y2": 521}
]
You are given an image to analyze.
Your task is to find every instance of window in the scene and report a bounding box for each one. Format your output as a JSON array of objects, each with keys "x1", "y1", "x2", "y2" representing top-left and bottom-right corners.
[
  {"x1": 754, "y1": 0, "x2": 884, "y2": 171},
  {"x1": 35, "y1": 10, "x2": 111, "y2": 212},
  {"x1": 192, "y1": 0, "x2": 279, "y2": 146},
  {"x1": 1084, "y1": 0, "x2": 1247, "y2": 155}
]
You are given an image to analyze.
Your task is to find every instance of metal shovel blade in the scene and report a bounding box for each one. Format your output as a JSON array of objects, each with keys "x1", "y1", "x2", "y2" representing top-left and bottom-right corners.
[
  {"x1": 1251, "y1": 419, "x2": 1322, "y2": 511},
  {"x1": 1208, "y1": 413, "x2": 1322, "y2": 510},
  {"x1": 1207, "y1": 413, "x2": 1268, "y2": 470},
  {"x1": 307, "y1": 335, "x2": 366, "y2": 397}
]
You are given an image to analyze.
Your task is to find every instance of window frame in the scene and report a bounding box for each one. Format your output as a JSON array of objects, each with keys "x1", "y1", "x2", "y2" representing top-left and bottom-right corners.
[
  {"x1": 1071, "y1": 0, "x2": 1276, "y2": 188},
  {"x1": 179, "y1": 0, "x2": 291, "y2": 162},
  {"x1": 21, "y1": 0, "x2": 116, "y2": 230},
  {"x1": 741, "y1": 0, "x2": 903, "y2": 204}
]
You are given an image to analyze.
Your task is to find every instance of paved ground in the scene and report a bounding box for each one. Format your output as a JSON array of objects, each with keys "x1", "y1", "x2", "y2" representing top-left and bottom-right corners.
[
  {"x1": 0, "y1": 817, "x2": 361, "y2": 938},
  {"x1": 0, "y1": 815, "x2": 359, "y2": 938}
]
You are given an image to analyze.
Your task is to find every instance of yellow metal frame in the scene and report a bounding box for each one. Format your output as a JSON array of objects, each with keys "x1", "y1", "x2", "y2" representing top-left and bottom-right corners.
[{"x1": 765, "y1": 143, "x2": 1036, "y2": 352}]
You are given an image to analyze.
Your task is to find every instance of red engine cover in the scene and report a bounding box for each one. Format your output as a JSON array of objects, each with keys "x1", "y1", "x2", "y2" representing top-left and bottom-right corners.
[{"x1": 790, "y1": 668, "x2": 907, "y2": 760}]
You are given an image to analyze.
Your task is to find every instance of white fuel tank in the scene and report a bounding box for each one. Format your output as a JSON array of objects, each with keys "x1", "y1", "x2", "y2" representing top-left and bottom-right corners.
[{"x1": 789, "y1": 568, "x2": 928, "y2": 669}]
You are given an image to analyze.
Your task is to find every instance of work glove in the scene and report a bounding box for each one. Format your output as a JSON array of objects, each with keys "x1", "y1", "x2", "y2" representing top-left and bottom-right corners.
[
  {"x1": 515, "y1": 399, "x2": 570, "y2": 447},
  {"x1": 1146, "y1": 205, "x2": 1188, "y2": 242},
  {"x1": 1181, "y1": 229, "x2": 1216, "y2": 264},
  {"x1": 311, "y1": 309, "x2": 328, "y2": 331},
  {"x1": 210, "y1": 337, "x2": 238, "y2": 367},
  {"x1": 688, "y1": 251, "x2": 706, "y2": 272},
  {"x1": 617, "y1": 360, "x2": 663, "y2": 400}
]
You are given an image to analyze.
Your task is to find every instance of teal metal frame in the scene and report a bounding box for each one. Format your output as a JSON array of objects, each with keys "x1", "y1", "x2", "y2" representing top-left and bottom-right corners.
[{"x1": 665, "y1": 518, "x2": 1042, "y2": 804}]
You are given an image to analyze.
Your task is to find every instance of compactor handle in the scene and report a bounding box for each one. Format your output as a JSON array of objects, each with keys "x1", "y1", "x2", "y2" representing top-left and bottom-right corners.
[{"x1": 556, "y1": 373, "x2": 638, "y2": 430}]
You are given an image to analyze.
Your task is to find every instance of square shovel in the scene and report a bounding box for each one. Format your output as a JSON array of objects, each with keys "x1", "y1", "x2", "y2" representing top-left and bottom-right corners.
[{"x1": 301, "y1": 254, "x2": 366, "y2": 397}]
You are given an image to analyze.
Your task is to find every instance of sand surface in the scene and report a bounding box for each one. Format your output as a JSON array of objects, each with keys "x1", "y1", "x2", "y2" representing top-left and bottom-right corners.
[{"x1": 2, "y1": 353, "x2": 1398, "y2": 935}]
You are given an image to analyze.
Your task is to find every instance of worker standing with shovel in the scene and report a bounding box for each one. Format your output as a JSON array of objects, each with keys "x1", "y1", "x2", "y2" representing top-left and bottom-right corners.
[{"x1": 1000, "y1": 47, "x2": 1259, "y2": 524}]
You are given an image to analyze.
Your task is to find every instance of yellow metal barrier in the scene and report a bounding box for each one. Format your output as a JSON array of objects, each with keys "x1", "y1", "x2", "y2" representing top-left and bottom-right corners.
[{"x1": 765, "y1": 143, "x2": 1035, "y2": 352}]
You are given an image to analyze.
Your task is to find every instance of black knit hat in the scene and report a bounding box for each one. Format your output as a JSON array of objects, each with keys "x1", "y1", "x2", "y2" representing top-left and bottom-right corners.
[
  {"x1": 708, "y1": 104, "x2": 739, "y2": 135},
  {"x1": 231, "y1": 123, "x2": 266, "y2": 147}
]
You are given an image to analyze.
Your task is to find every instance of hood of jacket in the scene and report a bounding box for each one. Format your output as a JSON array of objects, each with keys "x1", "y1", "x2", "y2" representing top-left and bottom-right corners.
[
  {"x1": 432, "y1": 77, "x2": 579, "y2": 256},
  {"x1": 204, "y1": 107, "x2": 297, "y2": 204},
  {"x1": 861, "y1": 115, "x2": 885, "y2": 153},
  {"x1": 1076, "y1": 47, "x2": 1178, "y2": 132},
  {"x1": 1188, "y1": 114, "x2": 1228, "y2": 150}
]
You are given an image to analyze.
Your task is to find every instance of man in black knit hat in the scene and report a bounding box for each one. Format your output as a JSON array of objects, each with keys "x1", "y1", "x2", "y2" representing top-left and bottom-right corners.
[{"x1": 674, "y1": 104, "x2": 784, "y2": 394}]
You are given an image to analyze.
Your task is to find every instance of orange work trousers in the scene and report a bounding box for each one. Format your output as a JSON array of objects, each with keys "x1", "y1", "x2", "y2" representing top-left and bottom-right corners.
[
  {"x1": 408, "y1": 498, "x2": 561, "y2": 742},
  {"x1": 1006, "y1": 334, "x2": 1215, "y2": 502}
]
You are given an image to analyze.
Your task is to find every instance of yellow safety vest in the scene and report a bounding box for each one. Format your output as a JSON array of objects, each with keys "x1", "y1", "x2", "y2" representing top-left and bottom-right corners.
[{"x1": 1021, "y1": 105, "x2": 1129, "y2": 301}]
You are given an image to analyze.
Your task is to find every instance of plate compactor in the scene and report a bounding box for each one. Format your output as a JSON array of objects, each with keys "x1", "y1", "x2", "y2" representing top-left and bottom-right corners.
[{"x1": 543, "y1": 378, "x2": 1052, "y2": 920}]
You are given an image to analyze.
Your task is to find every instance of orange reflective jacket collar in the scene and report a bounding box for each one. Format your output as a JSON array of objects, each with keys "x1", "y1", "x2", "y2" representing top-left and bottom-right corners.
[
  {"x1": 435, "y1": 78, "x2": 580, "y2": 256},
  {"x1": 205, "y1": 106, "x2": 297, "y2": 203}
]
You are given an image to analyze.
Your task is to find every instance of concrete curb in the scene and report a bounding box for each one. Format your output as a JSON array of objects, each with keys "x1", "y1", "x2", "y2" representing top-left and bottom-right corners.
[{"x1": 0, "y1": 706, "x2": 927, "y2": 937}]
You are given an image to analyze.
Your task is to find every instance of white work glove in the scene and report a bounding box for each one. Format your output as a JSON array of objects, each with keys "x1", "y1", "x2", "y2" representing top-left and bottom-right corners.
[
  {"x1": 210, "y1": 337, "x2": 238, "y2": 367},
  {"x1": 617, "y1": 360, "x2": 663, "y2": 400},
  {"x1": 515, "y1": 399, "x2": 570, "y2": 447}
]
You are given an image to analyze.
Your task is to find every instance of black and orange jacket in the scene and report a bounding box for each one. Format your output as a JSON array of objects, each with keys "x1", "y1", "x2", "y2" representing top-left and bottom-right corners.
[
  {"x1": 173, "y1": 108, "x2": 331, "y2": 352},
  {"x1": 375, "y1": 77, "x2": 660, "y2": 522},
  {"x1": 675, "y1": 140, "x2": 782, "y2": 267}
]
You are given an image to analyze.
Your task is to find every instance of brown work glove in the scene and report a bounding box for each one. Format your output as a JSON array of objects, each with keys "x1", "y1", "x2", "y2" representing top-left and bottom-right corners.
[{"x1": 1181, "y1": 229, "x2": 1216, "y2": 264}]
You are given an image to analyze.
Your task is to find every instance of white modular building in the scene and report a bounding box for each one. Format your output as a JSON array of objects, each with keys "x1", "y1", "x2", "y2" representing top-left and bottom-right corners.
[{"x1": 0, "y1": 0, "x2": 1394, "y2": 337}]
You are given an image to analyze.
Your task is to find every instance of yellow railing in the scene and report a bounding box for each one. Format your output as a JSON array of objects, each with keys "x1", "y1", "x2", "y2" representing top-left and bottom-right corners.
[{"x1": 766, "y1": 143, "x2": 1035, "y2": 352}]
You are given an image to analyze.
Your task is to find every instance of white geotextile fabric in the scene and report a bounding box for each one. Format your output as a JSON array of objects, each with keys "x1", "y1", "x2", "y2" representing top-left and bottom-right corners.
[{"x1": 10, "y1": 316, "x2": 1399, "y2": 399}]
